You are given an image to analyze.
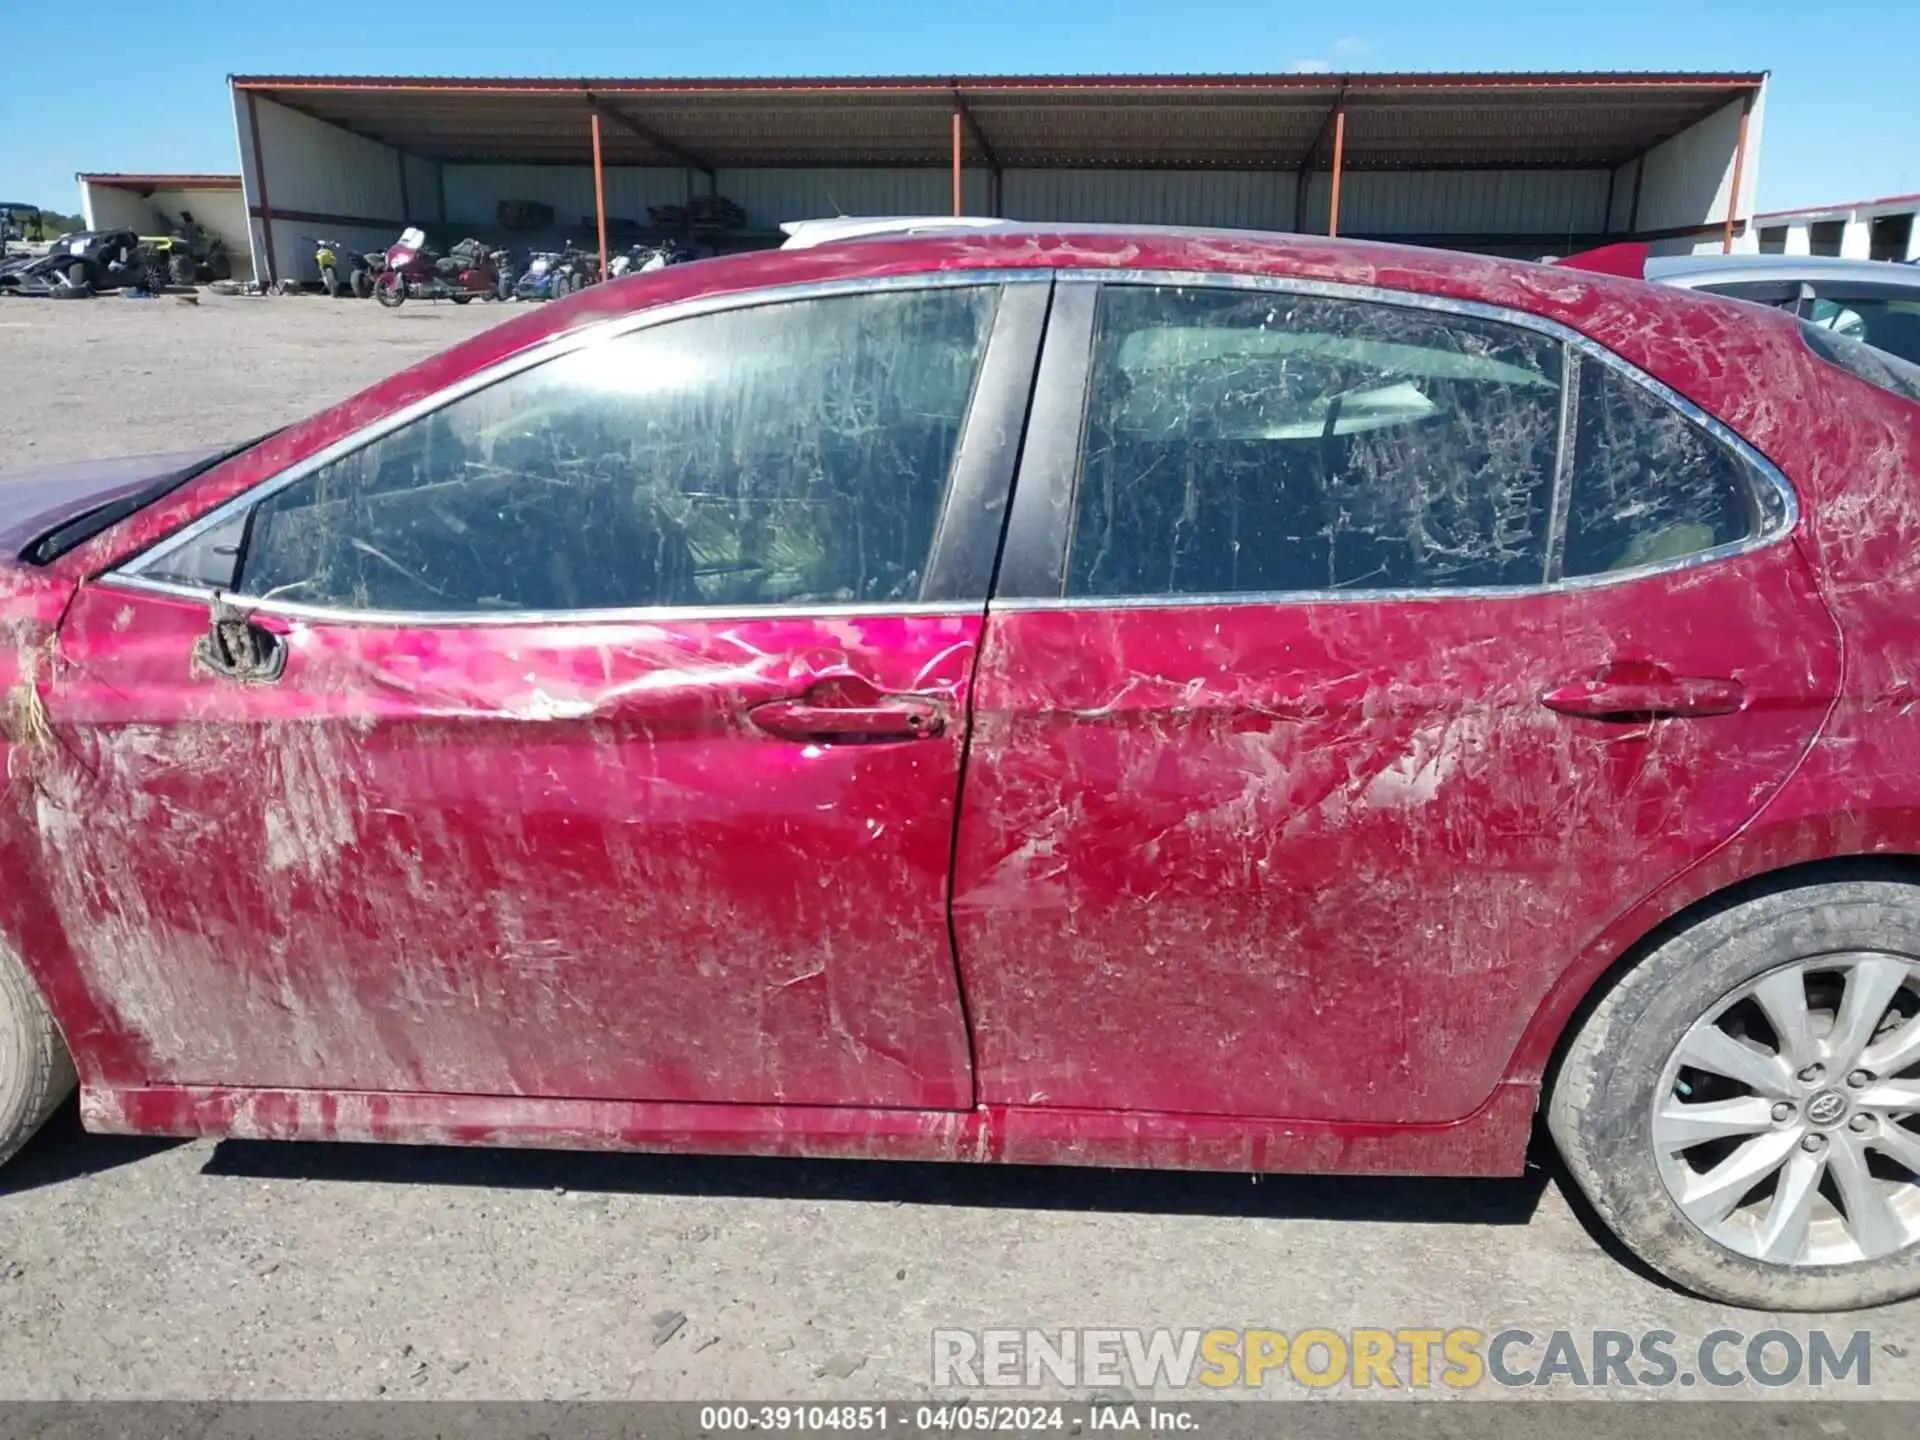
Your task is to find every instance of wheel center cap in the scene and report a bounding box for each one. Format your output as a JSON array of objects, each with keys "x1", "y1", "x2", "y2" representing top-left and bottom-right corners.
[{"x1": 1806, "y1": 1089, "x2": 1850, "y2": 1127}]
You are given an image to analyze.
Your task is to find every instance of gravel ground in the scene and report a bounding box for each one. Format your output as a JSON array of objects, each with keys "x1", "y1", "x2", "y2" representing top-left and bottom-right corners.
[{"x1": 2, "y1": 295, "x2": 1919, "y2": 1411}]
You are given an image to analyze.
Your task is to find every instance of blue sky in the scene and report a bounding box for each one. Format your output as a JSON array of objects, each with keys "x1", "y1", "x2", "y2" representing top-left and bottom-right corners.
[{"x1": 1, "y1": 0, "x2": 1913, "y2": 216}]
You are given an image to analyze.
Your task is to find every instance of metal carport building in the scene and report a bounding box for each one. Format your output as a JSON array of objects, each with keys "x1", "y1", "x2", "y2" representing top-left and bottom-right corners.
[{"x1": 228, "y1": 71, "x2": 1767, "y2": 288}]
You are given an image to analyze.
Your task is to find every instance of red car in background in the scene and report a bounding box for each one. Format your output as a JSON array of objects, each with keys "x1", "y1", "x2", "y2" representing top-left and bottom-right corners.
[{"x1": 3, "y1": 225, "x2": 1920, "y2": 1311}]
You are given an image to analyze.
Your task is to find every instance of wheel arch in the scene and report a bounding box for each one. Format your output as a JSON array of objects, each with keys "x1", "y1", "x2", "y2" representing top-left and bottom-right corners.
[{"x1": 1510, "y1": 838, "x2": 1920, "y2": 1101}]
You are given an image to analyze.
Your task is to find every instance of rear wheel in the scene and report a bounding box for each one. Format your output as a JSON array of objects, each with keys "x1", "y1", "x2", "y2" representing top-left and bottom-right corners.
[
  {"x1": 64, "y1": 261, "x2": 89, "y2": 292},
  {"x1": 208, "y1": 250, "x2": 231, "y2": 282},
  {"x1": 1551, "y1": 875, "x2": 1920, "y2": 1309},
  {"x1": 168, "y1": 251, "x2": 198, "y2": 287},
  {"x1": 350, "y1": 267, "x2": 374, "y2": 300},
  {"x1": 0, "y1": 943, "x2": 76, "y2": 1171},
  {"x1": 449, "y1": 292, "x2": 472, "y2": 305}
]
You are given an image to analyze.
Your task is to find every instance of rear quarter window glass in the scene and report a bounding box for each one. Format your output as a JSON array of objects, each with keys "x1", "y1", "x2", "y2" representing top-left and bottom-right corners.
[{"x1": 1561, "y1": 358, "x2": 1775, "y2": 579}]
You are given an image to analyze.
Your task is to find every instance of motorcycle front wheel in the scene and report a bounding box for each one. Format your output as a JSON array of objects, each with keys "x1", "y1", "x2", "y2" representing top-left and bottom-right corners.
[
  {"x1": 374, "y1": 273, "x2": 407, "y2": 308},
  {"x1": 321, "y1": 265, "x2": 341, "y2": 299}
]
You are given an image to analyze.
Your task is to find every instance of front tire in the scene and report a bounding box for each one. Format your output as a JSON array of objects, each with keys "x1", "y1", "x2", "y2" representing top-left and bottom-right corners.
[
  {"x1": 1550, "y1": 874, "x2": 1920, "y2": 1309},
  {"x1": 320, "y1": 264, "x2": 341, "y2": 299},
  {"x1": 0, "y1": 943, "x2": 76, "y2": 1171},
  {"x1": 374, "y1": 272, "x2": 407, "y2": 308}
]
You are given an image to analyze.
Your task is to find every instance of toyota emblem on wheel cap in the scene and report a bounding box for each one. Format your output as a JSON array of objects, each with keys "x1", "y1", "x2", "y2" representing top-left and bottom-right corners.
[{"x1": 1807, "y1": 1090, "x2": 1849, "y2": 1126}]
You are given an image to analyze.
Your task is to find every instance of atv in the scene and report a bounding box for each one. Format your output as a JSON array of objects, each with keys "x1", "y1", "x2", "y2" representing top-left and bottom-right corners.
[
  {"x1": 142, "y1": 210, "x2": 232, "y2": 287},
  {"x1": 0, "y1": 229, "x2": 163, "y2": 297}
]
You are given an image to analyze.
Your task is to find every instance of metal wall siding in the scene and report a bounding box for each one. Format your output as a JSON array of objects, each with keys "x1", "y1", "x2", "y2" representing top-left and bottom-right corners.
[
  {"x1": 1000, "y1": 169, "x2": 1296, "y2": 230},
  {"x1": 254, "y1": 94, "x2": 404, "y2": 224},
  {"x1": 442, "y1": 165, "x2": 690, "y2": 228},
  {"x1": 713, "y1": 168, "x2": 969, "y2": 231},
  {"x1": 1302, "y1": 169, "x2": 1611, "y2": 235},
  {"x1": 79, "y1": 183, "x2": 152, "y2": 234},
  {"x1": 1634, "y1": 94, "x2": 1751, "y2": 234},
  {"x1": 403, "y1": 153, "x2": 442, "y2": 223}
]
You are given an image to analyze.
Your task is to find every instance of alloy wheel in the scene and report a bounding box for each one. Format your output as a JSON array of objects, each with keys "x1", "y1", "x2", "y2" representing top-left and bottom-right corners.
[{"x1": 1653, "y1": 953, "x2": 1920, "y2": 1265}]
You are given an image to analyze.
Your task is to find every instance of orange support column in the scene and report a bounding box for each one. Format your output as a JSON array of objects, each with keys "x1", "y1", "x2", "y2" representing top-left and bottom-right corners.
[
  {"x1": 952, "y1": 110, "x2": 964, "y2": 216},
  {"x1": 1327, "y1": 104, "x2": 1347, "y2": 237},
  {"x1": 592, "y1": 109, "x2": 609, "y2": 281}
]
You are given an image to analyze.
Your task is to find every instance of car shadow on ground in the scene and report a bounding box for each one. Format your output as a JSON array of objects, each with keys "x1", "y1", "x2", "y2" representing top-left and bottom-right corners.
[
  {"x1": 0, "y1": 1097, "x2": 183, "y2": 1197},
  {"x1": 199, "y1": 1129, "x2": 1557, "y2": 1227}
]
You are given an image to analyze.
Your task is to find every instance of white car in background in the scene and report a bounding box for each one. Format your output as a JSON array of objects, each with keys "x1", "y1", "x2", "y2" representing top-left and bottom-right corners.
[{"x1": 1649, "y1": 254, "x2": 1920, "y2": 368}]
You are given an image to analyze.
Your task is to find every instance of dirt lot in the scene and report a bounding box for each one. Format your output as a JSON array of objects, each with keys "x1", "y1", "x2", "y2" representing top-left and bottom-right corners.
[{"x1": 2, "y1": 294, "x2": 1919, "y2": 1409}]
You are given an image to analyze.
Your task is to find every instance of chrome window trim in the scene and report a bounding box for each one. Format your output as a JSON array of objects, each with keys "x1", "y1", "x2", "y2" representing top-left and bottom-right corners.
[
  {"x1": 1004, "y1": 267, "x2": 1801, "y2": 611},
  {"x1": 98, "y1": 572, "x2": 984, "y2": 629},
  {"x1": 115, "y1": 270, "x2": 1051, "y2": 621}
]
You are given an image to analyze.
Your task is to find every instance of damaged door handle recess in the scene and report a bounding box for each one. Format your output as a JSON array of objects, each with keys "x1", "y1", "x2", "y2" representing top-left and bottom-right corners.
[
  {"x1": 1541, "y1": 667, "x2": 1744, "y2": 721},
  {"x1": 749, "y1": 684, "x2": 948, "y2": 743},
  {"x1": 193, "y1": 596, "x2": 288, "y2": 685}
]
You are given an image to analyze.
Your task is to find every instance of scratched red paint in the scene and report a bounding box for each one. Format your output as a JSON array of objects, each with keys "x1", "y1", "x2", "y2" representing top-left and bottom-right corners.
[{"x1": 1, "y1": 228, "x2": 1916, "y2": 1180}]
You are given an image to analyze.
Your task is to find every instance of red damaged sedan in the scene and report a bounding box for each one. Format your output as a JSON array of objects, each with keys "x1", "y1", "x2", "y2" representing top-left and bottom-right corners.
[{"x1": 4, "y1": 225, "x2": 1920, "y2": 1311}]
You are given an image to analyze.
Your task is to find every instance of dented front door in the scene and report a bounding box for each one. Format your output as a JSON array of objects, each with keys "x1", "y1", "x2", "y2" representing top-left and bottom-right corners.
[{"x1": 38, "y1": 278, "x2": 1044, "y2": 1107}]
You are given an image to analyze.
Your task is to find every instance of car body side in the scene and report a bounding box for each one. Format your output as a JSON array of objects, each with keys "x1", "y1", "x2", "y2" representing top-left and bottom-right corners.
[{"x1": 4, "y1": 229, "x2": 1920, "y2": 1176}]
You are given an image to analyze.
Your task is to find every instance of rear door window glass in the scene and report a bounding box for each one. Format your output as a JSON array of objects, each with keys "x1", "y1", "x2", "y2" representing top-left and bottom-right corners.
[
  {"x1": 1066, "y1": 286, "x2": 1563, "y2": 598},
  {"x1": 229, "y1": 286, "x2": 998, "y2": 614}
]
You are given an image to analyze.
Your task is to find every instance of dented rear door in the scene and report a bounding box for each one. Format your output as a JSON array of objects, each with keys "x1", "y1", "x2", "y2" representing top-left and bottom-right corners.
[
  {"x1": 951, "y1": 276, "x2": 1838, "y2": 1123},
  {"x1": 42, "y1": 277, "x2": 1047, "y2": 1107}
]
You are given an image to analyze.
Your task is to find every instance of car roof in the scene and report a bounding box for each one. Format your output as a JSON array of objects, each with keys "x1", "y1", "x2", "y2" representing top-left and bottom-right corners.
[{"x1": 1647, "y1": 253, "x2": 1920, "y2": 289}]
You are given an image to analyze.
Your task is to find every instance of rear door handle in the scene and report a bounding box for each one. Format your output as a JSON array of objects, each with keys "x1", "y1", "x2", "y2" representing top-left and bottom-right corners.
[
  {"x1": 1541, "y1": 668, "x2": 1746, "y2": 721},
  {"x1": 749, "y1": 682, "x2": 948, "y2": 743}
]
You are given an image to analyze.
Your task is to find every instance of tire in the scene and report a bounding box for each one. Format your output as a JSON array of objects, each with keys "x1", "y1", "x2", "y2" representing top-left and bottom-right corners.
[
  {"x1": 449, "y1": 292, "x2": 472, "y2": 305},
  {"x1": 350, "y1": 268, "x2": 374, "y2": 300},
  {"x1": 0, "y1": 942, "x2": 76, "y2": 1171},
  {"x1": 168, "y1": 252, "x2": 198, "y2": 287},
  {"x1": 65, "y1": 261, "x2": 89, "y2": 292},
  {"x1": 374, "y1": 272, "x2": 406, "y2": 308},
  {"x1": 1550, "y1": 873, "x2": 1920, "y2": 1310},
  {"x1": 208, "y1": 251, "x2": 231, "y2": 282},
  {"x1": 320, "y1": 264, "x2": 340, "y2": 299}
]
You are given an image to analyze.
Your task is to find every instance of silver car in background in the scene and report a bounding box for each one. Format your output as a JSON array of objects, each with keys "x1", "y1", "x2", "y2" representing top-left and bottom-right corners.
[{"x1": 1649, "y1": 254, "x2": 1920, "y2": 367}]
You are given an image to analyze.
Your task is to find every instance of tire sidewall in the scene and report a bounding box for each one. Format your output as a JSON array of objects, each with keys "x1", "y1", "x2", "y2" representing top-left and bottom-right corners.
[
  {"x1": 1564, "y1": 881, "x2": 1920, "y2": 1310},
  {"x1": 0, "y1": 946, "x2": 72, "y2": 1169}
]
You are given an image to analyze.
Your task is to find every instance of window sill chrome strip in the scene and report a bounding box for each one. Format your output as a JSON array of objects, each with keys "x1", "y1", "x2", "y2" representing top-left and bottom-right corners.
[
  {"x1": 985, "y1": 528, "x2": 1779, "y2": 612},
  {"x1": 98, "y1": 573, "x2": 983, "y2": 629},
  {"x1": 117, "y1": 269, "x2": 1053, "y2": 583}
]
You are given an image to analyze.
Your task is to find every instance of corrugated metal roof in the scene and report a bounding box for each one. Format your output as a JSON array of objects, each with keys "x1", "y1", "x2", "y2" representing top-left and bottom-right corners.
[
  {"x1": 232, "y1": 73, "x2": 1763, "y2": 170},
  {"x1": 77, "y1": 173, "x2": 244, "y2": 190}
]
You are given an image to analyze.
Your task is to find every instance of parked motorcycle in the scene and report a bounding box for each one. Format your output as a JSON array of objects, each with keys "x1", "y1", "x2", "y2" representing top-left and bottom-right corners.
[
  {"x1": 307, "y1": 236, "x2": 374, "y2": 298},
  {"x1": 513, "y1": 250, "x2": 563, "y2": 302},
  {"x1": 374, "y1": 229, "x2": 510, "y2": 307},
  {"x1": 608, "y1": 241, "x2": 690, "y2": 279}
]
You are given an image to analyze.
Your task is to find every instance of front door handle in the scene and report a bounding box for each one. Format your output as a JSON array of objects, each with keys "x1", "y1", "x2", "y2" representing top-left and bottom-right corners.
[
  {"x1": 749, "y1": 679, "x2": 948, "y2": 743},
  {"x1": 1541, "y1": 665, "x2": 1745, "y2": 721}
]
